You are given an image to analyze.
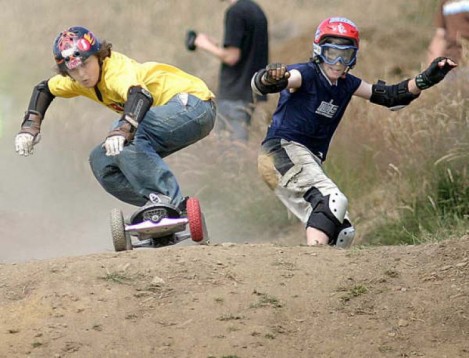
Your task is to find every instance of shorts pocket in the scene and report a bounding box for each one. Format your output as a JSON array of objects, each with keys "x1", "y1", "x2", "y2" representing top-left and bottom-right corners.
[{"x1": 280, "y1": 164, "x2": 303, "y2": 187}]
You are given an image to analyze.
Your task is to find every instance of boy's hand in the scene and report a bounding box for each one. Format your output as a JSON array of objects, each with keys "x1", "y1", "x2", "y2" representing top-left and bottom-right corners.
[
  {"x1": 103, "y1": 119, "x2": 135, "y2": 156},
  {"x1": 104, "y1": 135, "x2": 125, "y2": 156},
  {"x1": 264, "y1": 63, "x2": 290, "y2": 84},
  {"x1": 15, "y1": 133, "x2": 41, "y2": 157},
  {"x1": 416, "y1": 57, "x2": 457, "y2": 90}
]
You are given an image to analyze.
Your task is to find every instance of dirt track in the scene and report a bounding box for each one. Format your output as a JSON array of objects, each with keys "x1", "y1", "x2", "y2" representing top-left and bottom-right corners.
[{"x1": 1, "y1": 236, "x2": 467, "y2": 357}]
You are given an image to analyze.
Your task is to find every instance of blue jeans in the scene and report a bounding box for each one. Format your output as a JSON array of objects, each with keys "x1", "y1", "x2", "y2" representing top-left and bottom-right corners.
[
  {"x1": 215, "y1": 99, "x2": 253, "y2": 142},
  {"x1": 89, "y1": 93, "x2": 216, "y2": 207}
]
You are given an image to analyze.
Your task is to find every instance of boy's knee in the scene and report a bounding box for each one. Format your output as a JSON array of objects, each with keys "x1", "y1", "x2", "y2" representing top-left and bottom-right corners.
[
  {"x1": 258, "y1": 153, "x2": 278, "y2": 190},
  {"x1": 89, "y1": 145, "x2": 103, "y2": 166},
  {"x1": 305, "y1": 187, "x2": 349, "y2": 240}
]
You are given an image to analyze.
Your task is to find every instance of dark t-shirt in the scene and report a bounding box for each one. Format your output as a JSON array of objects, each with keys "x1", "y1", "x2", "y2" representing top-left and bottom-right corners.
[
  {"x1": 218, "y1": 0, "x2": 268, "y2": 103},
  {"x1": 263, "y1": 62, "x2": 362, "y2": 162}
]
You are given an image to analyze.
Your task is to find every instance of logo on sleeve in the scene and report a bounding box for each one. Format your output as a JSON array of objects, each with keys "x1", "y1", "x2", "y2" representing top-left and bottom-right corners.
[
  {"x1": 315, "y1": 100, "x2": 339, "y2": 118},
  {"x1": 108, "y1": 103, "x2": 125, "y2": 113}
]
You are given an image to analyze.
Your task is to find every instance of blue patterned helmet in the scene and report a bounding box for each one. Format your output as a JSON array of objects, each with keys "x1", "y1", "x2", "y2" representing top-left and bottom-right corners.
[{"x1": 53, "y1": 26, "x2": 101, "y2": 70}]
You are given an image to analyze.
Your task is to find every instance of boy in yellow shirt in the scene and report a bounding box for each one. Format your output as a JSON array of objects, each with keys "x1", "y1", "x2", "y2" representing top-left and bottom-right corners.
[{"x1": 15, "y1": 26, "x2": 216, "y2": 241}]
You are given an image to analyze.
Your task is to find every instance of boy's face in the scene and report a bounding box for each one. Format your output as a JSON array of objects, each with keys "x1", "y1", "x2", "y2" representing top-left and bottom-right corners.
[
  {"x1": 67, "y1": 55, "x2": 100, "y2": 88},
  {"x1": 320, "y1": 61, "x2": 347, "y2": 82},
  {"x1": 318, "y1": 37, "x2": 355, "y2": 82}
]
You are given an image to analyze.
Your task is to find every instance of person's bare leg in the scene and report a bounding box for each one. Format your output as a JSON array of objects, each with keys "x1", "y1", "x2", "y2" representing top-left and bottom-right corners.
[{"x1": 306, "y1": 226, "x2": 329, "y2": 246}]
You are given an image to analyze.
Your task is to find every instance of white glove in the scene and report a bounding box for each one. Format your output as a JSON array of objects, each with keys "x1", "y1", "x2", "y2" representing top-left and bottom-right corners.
[
  {"x1": 104, "y1": 135, "x2": 125, "y2": 156},
  {"x1": 15, "y1": 133, "x2": 41, "y2": 157}
]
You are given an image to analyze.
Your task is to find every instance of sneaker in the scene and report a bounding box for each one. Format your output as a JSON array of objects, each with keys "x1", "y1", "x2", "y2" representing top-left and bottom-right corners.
[{"x1": 147, "y1": 193, "x2": 172, "y2": 205}]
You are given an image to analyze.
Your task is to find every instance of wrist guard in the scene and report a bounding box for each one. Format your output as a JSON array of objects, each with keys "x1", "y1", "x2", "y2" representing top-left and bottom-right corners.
[
  {"x1": 251, "y1": 69, "x2": 289, "y2": 96},
  {"x1": 370, "y1": 79, "x2": 420, "y2": 111},
  {"x1": 123, "y1": 86, "x2": 153, "y2": 127},
  {"x1": 416, "y1": 56, "x2": 454, "y2": 90},
  {"x1": 107, "y1": 119, "x2": 136, "y2": 143},
  {"x1": 26, "y1": 80, "x2": 55, "y2": 118},
  {"x1": 20, "y1": 112, "x2": 42, "y2": 137}
]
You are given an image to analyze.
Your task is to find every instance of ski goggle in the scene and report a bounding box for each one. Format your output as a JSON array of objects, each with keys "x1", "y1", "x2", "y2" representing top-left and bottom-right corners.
[{"x1": 317, "y1": 43, "x2": 358, "y2": 66}]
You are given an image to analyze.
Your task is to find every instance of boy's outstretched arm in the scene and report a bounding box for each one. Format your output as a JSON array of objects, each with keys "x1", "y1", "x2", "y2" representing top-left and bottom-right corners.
[
  {"x1": 251, "y1": 63, "x2": 301, "y2": 96},
  {"x1": 354, "y1": 57, "x2": 457, "y2": 111},
  {"x1": 15, "y1": 81, "x2": 55, "y2": 157},
  {"x1": 411, "y1": 57, "x2": 457, "y2": 91}
]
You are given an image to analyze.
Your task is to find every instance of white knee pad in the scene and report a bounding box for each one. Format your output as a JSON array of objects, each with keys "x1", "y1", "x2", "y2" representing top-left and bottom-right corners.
[
  {"x1": 328, "y1": 190, "x2": 348, "y2": 223},
  {"x1": 335, "y1": 225, "x2": 355, "y2": 248}
]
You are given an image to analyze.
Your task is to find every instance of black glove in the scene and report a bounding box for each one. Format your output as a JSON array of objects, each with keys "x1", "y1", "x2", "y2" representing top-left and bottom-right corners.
[
  {"x1": 415, "y1": 57, "x2": 456, "y2": 90},
  {"x1": 185, "y1": 30, "x2": 197, "y2": 51},
  {"x1": 264, "y1": 63, "x2": 289, "y2": 84}
]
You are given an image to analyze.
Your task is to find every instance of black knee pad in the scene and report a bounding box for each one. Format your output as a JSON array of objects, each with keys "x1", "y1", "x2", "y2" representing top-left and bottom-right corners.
[
  {"x1": 307, "y1": 211, "x2": 338, "y2": 238},
  {"x1": 305, "y1": 187, "x2": 348, "y2": 239}
]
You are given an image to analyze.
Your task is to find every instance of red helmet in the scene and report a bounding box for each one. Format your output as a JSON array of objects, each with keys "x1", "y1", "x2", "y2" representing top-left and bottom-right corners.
[
  {"x1": 314, "y1": 17, "x2": 360, "y2": 47},
  {"x1": 313, "y1": 17, "x2": 360, "y2": 68},
  {"x1": 53, "y1": 26, "x2": 101, "y2": 70}
]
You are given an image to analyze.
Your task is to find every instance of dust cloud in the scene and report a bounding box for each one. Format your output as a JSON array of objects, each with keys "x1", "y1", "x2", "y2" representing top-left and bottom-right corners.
[
  {"x1": 0, "y1": 100, "x2": 285, "y2": 263},
  {"x1": 0, "y1": 104, "x2": 129, "y2": 263}
]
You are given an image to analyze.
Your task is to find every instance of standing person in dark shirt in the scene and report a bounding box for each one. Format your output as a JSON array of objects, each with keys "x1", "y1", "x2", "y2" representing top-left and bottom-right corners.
[
  {"x1": 252, "y1": 17, "x2": 456, "y2": 248},
  {"x1": 427, "y1": 0, "x2": 469, "y2": 65},
  {"x1": 186, "y1": 0, "x2": 269, "y2": 142}
]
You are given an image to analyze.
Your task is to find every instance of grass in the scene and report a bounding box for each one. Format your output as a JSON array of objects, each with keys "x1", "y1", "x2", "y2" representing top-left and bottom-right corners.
[
  {"x1": 366, "y1": 168, "x2": 467, "y2": 247},
  {"x1": 361, "y1": 83, "x2": 468, "y2": 246},
  {"x1": 217, "y1": 314, "x2": 244, "y2": 322},
  {"x1": 250, "y1": 290, "x2": 283, "y2": 309},
  {"x1": 100, "y1": 269, "x2": 132, "y2": 284},
  {"x1": 340, "y1": 284, "x2": 368, "y2": 302}
]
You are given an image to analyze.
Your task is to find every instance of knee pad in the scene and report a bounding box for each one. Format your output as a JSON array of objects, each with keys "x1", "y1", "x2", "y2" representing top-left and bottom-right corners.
[
  {"x1": 305, "y1": 188, "x2": 348, "y2": 239},
  {"x1": 333, "y1": 220, "x2": 355, "y2": 248}
]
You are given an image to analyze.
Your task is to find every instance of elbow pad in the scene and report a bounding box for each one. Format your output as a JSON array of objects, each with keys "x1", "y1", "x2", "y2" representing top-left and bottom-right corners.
[
  {"x1": 27, "y1": 80, "x2": 55, "y2": 119},
  {"x1": 122, "y1": 86, "x2": 153, "y2": 127},
  {"x1": 251, "y1": 69, "x2": 288, "y2": 96},
  {"x1": 370, "y1": 79, "x2": 420, "y2": 111}
]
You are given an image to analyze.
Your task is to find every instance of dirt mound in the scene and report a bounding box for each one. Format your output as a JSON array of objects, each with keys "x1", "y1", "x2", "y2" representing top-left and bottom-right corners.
[{"x1": 1, "y1": 236, "x2": 467, "y2": 358}]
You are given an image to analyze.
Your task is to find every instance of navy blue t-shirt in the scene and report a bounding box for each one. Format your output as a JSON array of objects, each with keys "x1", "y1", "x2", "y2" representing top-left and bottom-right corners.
[{"x1": 263, "y1": 61, "x2": 362, "y2": 161}]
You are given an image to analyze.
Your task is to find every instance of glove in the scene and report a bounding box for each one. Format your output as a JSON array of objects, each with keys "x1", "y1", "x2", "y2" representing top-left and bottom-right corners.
[
  {"x1": 264, "y1": 63, "x2": 290, "y2": 84},
  {"x1": 103, "y1": 118, "x2": 136, "y2": 156},
  {"x1": 415, "y1": 57, "x2": 457, "y2": 90},
  {"x1": 104, "y1": 135, "x2": 125, "y2": 156},
  {"x1": 15, "y1": 132, "x2": 41, "y2": 157},
  {"x1": 185, "y1": 30, "x2": 197, "y2": 51}
]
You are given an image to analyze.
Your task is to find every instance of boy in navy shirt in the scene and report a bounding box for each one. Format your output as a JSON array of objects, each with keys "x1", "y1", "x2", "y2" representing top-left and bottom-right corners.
[{"x1": 252, "y1": 17, "x2": 457, "y2": 248}]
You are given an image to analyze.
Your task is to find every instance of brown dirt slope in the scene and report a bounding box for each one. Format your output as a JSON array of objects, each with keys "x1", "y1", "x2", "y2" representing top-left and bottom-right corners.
[{"x1": 0, "y1": 236, "x2": 468, "y2": 358}]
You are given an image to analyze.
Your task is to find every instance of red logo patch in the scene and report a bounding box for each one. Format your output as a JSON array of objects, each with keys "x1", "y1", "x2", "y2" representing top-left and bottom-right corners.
[{"x1": 77, "y1": 38, "x2": 91, "y2": 52}]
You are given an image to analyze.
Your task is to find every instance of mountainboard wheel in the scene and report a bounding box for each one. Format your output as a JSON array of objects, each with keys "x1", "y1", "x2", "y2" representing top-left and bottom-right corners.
[
  {"x1": 110, "y1": 208, "x2": 132, "y2": 251},
  {"x1": 186, "y1": 197, "x2": 204, "y2": 242}
]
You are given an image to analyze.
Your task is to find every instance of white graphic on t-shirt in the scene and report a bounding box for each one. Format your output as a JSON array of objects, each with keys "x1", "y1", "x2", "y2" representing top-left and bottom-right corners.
[{"x1": 315, "y1": 100, "x2": 339, "y2": 118}]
